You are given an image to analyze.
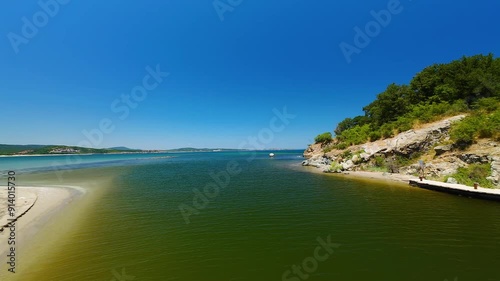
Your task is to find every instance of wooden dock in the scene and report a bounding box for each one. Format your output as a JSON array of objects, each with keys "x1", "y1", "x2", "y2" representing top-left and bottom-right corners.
[{"x1": 409, "y1": 179, "x2": 500, "y2": 201}]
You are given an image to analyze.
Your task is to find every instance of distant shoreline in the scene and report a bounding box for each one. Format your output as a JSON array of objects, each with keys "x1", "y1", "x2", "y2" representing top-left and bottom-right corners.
[
  {"x1": 0, "y1": 149, "x2": 305, "y2": 157},
  {"x1": 0, "y1": 151, "x2": 166, "y2": 157}
]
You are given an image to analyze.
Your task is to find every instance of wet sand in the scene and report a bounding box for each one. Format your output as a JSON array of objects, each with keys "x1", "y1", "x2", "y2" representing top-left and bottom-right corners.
[
  {"x1": 0, "y1": 185, "x2": 85, "y2": 277},
  {"x1": 336, "y1": 170, "x2": 417, "y2": 184},
  {"x1": 300, "y1": 163, "x2": 418, "y2": 185}
]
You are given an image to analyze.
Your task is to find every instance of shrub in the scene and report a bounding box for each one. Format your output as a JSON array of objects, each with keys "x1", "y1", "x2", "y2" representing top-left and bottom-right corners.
[
  {"x1": 450, "y1": 117, "x2": 479, "y2": 147},
  {"x1": 448, "y1": 163, "x2": 494, "y2": 188},
  {"x1": 491, "y1": 110, "x2": 500, "y2": 140},
  {"x1": 335, "y1": 142, "x2": 349, "y2": 150},
  {"x1": 380, "y1": 124, "x2": 394, "y2": 139},
  {"x1": 369, "y1": 130, "x2": 381, "y2": 142},
  {"x1": 451, "y1": 107, "x2": 500, "y2": 147},
  {"x1": 472, "y1": 97, "x2": 500, "y2": 113},
  {"x1": 338, "y1": 124, "x2": 371, "y2": 145},
  {"x1": 342, "y1": 150, "x2": 352, "y2": 159},
  {"x1": 394, "y1": 117, "x2": 414, "y2": 133},
  {"x1": 448, "y1": 99, "x2": 469, "y2": 114},
  {"x1": 374, "y1": 156, "x2": 386, "y2": 168},
  {"x1": 315, "y1": 132, "x2": 333, "y2": 144},
  {"x1": 330, "y1": 162, "x2": 343, "y2": 172}
]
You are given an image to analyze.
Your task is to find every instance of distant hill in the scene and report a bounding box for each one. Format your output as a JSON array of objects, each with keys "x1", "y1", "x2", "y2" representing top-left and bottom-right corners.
[
  {"x1": 108, "y1": 146, "x2": 138, "y2": 151},
  {"x1": 165, "y1": 148, "x2": 240, "y2": 152},
  {"x1": 0, "y1": 144, "x2": 47, "y2": 155},
  {"x1": 0, "y1": 144, "x2": 144, "y2": 155}
]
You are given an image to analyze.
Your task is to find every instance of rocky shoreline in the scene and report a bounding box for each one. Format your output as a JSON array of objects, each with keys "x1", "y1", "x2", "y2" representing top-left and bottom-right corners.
[{"x1": 303, "y1": 115, "x2": 500, "y2": 188}]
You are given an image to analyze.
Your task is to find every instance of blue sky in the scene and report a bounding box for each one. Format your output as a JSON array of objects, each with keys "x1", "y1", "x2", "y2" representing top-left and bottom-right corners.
[{"x1": 0, "y1": 0, "x2": 499, "y2": 149}]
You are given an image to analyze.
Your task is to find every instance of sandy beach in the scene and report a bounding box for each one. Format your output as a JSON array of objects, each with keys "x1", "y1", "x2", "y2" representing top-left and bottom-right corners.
[
  {"x1": 0, "y1": 185, "x2": 85, "y2": 276},
  {"x1": 301, "y1": 163, "x2": 418, "y2": 185},
  {"x1": 335, "y1": 170, "x2": 418, "y2": 184}
]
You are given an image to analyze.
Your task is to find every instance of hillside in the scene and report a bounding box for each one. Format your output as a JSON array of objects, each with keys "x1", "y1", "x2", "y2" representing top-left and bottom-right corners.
[
  {"x1": 0, "y1": 144, "x2": 145, "y2": 155},
  {"x1": 304, "y1": 54, "x2": 500, "y2": 188}
]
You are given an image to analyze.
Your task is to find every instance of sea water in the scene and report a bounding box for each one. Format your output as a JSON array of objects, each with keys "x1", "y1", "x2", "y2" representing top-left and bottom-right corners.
[{"x1": 1, "y1": 151, "x2": 500, "y2": 281}]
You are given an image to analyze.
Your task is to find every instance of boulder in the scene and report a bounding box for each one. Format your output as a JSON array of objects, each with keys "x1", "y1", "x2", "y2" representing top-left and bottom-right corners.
[
  {"x1": 360, "y1": 153, "x2": 370, "y2": 161},
  {"x1": 302, "y1": 157, "x2": 331, "y2": 172},
  {"x1": 446, "y1": 177, "x2": 458, "y2": 184},
  {"x1": 458, "y1": 154, "x2": 489, "y2": 164},
  {"x1": 434, "y1": 145, "x2": 453, "y2": 156},
  {"x1": 303, "y1": 143, "x2": 324, "y2": 159},
  {"x1": 489, "y1": 156, "x2": 500, "y2": 186},
  {"x1": 352, "y1": 154, "x2": 360, "y2": 164},
  {"x1": 342, "y1": 160, "x2": 354, "y2": 171}
]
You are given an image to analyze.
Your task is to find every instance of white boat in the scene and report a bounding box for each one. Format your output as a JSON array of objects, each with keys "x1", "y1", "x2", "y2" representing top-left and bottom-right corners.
[{"x1": 269, "y1": 153, "x2": 275, "y2": 158}]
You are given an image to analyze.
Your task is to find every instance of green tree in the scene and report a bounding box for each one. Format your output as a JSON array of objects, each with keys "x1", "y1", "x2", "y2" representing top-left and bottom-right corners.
[{"x1": 315, "y1": 132, "x2": 333, "y2": 144}]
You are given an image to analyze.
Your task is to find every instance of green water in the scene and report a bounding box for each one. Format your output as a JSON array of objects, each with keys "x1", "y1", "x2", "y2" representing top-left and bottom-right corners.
[{"x1": 6, "y1": 152, "x2": 500, "y2": 280}]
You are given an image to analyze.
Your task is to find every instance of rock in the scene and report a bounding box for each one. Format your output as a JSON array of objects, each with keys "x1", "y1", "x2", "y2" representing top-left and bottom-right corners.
[
  {"x1": 342, "y1": 160, "x2": 354, "y2": 171},
  {"x1": 303, "y1": 143, "x2": 324, "y2": 159},
  {"x1": 487, "y1": 176, "x2": 496, "y2": 184},
  {"x1": 458, "y1": 154, "x2": 489, "y2": 164},
  {"x1": 399, "y1": 164, "x2": 419, "y2": 176},
  {"x1": 352, "y1": 154, "x2": 360, "y2": 164},
  {"x1": 489, "y1": 157, "x2": 500, "y2": 186},
  {"x1": 360, "y1": 153, "x2": 370, "y2": 161},
  {"x1": 321, "y1": 166, "x2": 331, "y2": 173},
  {"x1": 434, "y1": 145, "x2": 453, "y2": 156},
  {"x1": 446, "y1": 177, "x2": 458, "y2": 184},
  {"x1": 302, "y1": 157, "x2": 331, "y2": 173},
  {"x1": 302, "y1": 115, "x2": 468, "y2": 175},
  {"x1": 359, "y1": 115, "x2": 465, "y2": 159}
]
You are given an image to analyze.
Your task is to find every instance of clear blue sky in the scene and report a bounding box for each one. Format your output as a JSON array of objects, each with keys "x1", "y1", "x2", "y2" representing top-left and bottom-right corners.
[{"x1": 1, "y1": 0, "x2": 499, "y2": 149}]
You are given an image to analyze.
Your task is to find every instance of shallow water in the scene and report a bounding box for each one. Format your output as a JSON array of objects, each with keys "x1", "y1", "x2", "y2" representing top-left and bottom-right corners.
[{"x1": 2, "y1": 151, "x2": 500, "y2": 280}]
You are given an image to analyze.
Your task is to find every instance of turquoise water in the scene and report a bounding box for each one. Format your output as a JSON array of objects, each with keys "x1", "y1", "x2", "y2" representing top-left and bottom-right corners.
[
  {"x1": 3, "y1": 151, "x2": 500, "y2": 280},
  {"x1": 0, "y1": 152, "x2": 175, "y2": 175}
]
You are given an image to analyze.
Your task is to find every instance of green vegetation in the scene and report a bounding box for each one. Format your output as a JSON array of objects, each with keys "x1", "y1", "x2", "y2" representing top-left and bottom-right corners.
[
  {"x1": 0, "y1": 144, "x2": 46, "y2": 155},
  {"x1": 330, "y1": 162, "x2": 343, "y2": 172},
  {"x1": 323, "y1": 146, "x2": 333, "y2": 153},
  {"x1": 363, "y1": 156, "x2": 388, "y2": 172},
  {"x1": 451, "y1": 101, "x2": 500, "y2": 148},
  {"x1": 445, "y1": 163, "x2": 494, "y2": 188},
  {"x1": 374, "y1": 156, "x2": 386, "y2": 168},
  {"x1": 342, "y1": 150, "x2": 353, "y2": 159},
  {"x1": 319, "y1": 54, "x2": 500, "y2": 149},
  {"x1": 315, "y1": 132, "x2": 333, "y2": 144},
  {"x1": 0, "y1": 144, "x2": 144, "y2": 155}
]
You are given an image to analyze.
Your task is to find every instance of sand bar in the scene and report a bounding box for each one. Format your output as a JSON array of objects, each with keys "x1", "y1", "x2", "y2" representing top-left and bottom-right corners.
[
  {"x1": 0, "y1": 189, "x2": 37, "y2": 232},
  {"x1": 0, "y1": 185, "x2": 85, "y2": 259}
]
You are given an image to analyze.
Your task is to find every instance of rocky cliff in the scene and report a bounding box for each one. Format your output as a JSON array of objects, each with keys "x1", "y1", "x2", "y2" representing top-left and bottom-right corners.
[{"x1": 303, "y1": 115, "x2": 500, "y2": 187}]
